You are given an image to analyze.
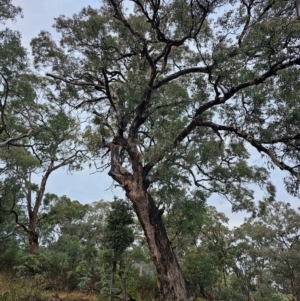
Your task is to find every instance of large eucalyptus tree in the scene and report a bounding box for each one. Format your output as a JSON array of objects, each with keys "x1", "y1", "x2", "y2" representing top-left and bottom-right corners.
[
  {"x1": 0, "y1": 0, "x2": 43, "y2": 147},
  {"x1": 31, "y1": 0, "x2": 300, "y2": 299}
]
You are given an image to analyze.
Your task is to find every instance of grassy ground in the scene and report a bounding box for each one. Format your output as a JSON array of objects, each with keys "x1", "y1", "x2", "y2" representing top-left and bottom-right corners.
[
  {"x1": 0, "y1": 273, "x2": 100, "y2": 301},
  {"x1": 0, "y1": 273, "x2": 208, "y2": 301}
]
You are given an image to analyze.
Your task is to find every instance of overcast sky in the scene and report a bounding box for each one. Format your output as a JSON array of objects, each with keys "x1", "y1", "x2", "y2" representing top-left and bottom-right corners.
[{"x1": 4, "y1": 0, "x2": 299, "y2": 228}]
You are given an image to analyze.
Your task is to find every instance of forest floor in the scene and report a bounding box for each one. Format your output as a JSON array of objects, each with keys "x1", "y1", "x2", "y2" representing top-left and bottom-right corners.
[
  {"x1": 0, "y1": 273, "x2": 207, "y2": 301},
  {"x1": 0, "y1": 273, "x2": 100, "y2": 301}
]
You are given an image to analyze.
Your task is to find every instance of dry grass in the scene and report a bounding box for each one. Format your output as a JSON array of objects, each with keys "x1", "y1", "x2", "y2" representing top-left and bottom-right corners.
[
  {"x1": 0, "y1": 273, "x2": 102, "y2": 301},
  {"x1": 0, "y1": 273, "x2": 209, "y2": 301}
]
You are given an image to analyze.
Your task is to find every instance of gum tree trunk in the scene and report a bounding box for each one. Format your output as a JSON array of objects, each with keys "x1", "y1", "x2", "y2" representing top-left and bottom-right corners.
[
  {"x1": 26, "y1": 185, "x2": 40, "y2": 254},
  {"x1": 108, "y1": 143, "x2": 190, "y2": 301},
  {"x1": 129, "y1": 191, "x2": 189, "y2": 301}
]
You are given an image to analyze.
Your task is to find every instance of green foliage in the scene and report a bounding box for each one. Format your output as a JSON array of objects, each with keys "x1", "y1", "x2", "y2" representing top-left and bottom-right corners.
[
  {"x1": 75, "y1": 260, "x2": 92, "y2": 292},
  {"x1": 27, "y1": 4, "x2": 300, "y2": 298},
  {"x1": 28, "y1": 0, "x2": 298, "y2": 208},
  {"x1": 14, "y1": 253, "x2": 50, "y2": 278},
  {"x1": 162, "y1": 188, "x2": 206, "y2": 257},
  {"x1": 270, "y1": 293, "x2": 294, "y2": 301},
  {"x1": 183, "y1": 248, "x2": 219, "y2": 293},
  {"x1": 102, "y1": 198, "x2": 134, "y2": 258},
  {"x1": 0, "y1": 237, "x2": 21, "y2": 272},
  {"x1": 0, "y1": 0, "x2": 22, "y2": 23}
]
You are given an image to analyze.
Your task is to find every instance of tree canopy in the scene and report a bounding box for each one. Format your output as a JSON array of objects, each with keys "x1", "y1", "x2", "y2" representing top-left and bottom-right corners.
[
  {"x1": 29, "y1": 1, "x2": 300, "y2": 299},
  {"x1": 1, "y1": 0, "x2": 300, "y2": 300}
]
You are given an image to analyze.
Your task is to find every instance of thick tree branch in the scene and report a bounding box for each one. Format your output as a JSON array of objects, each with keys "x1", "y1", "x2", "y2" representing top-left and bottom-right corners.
[
  {"x1": 109, "y1": 0, "x2": 147, "y2": 42},
  {"x1": 198, "y1": 120, "x2": 300, "y2": 182},
  {"x1": 3, "y1": 209, "x2": 35, "y2": 235},
  {"x1": 108, "y1": 143, "x2": 133, "y2": 186},
  {"x1": 46, "y1": 73, "x2": 106, "y2": 90},
  {"x1": 153, "y1": 66, "x2": 212, "y2": 90},
  {"x1": 174, "y1": 57, "x2": 300, "y2": 146},
  {"x1": 0, "y1": 128, "x2": 42, "y2": 147}
]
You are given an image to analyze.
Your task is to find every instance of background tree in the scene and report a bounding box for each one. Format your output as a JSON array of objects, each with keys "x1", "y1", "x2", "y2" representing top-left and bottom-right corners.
[
  {"x1": 0, "y1": 0, "x2": 88, "y2": 255},
  {"x1": 0, "y1": 101, "x2": 87, "y2": 254},
  {"x1": 30, "y1": 1, "x2": 300, "y2": 299},
  {"x1": 237, "y1": 201, "x2": 300, "y2": 301},
  {"x1": 0, "y1": 0, "x2": 42, "y2": 147},
  {"x1": 0, "y1": 0, "x2": 36, "y2": 237},
  {"x1": 44, "y1": 198, "x2": 111, "y2": 291},
  {"x1": 101, "y1": 198, "x2": 134, "y2": 301}
]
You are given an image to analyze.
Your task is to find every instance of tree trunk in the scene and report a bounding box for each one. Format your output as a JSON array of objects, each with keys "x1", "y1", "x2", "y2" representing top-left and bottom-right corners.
[
  {"x1": 28, "y1": 231, "x2": 39, "y2": 254},
  {"x1": 295, "y1": 288, "x2": 300, "y2": 301},
  {"x1": 121, "y1": 274, "x2": 127, "y2": 301},
  {"x1": 27, "y1": 185, "x2": 39, "y2": 254},
  {"x1": 127, "y1": 190, "x2": 190, "y2": 301},
  {"x1": 25, "y1": 166, "x2": 54, "y2": 255},
  {"x1": 109, "y1": 260, "x2": 117, "y2": 301},
  {"x1": 109, "y1": 143, "x2": 190, "y2": 301}
]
